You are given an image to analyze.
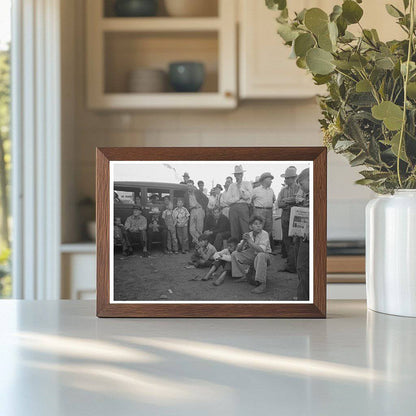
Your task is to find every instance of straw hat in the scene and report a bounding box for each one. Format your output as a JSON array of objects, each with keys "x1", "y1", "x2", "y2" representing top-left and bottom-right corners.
[
  {"x1": 280, "y1": 166, "x2": 298, "y2": 178},
  {"x1": 233, "y1": 165, "x2": 246, "y2": 174},
  {"x1": 259, "y1": 172, "x2": 274, "y2": 182}
]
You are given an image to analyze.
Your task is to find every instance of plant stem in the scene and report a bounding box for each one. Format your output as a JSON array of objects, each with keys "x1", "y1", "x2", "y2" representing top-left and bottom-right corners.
[{"x1": 397, "y1": 0, "x2": 415, "y2": 188}]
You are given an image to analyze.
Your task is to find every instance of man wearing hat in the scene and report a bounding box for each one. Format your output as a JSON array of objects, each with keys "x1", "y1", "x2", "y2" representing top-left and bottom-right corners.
[
  {"x1": 227, "y1": 165, "x2": 253, "y2": 240},
  {"x1": 180, "y1": 172, "x2": 190, "y2": 184},
  {"x1": 295, "y1": 168, "x2": 310, "y2": 300},
  {"x1": 252, "y1": 172, "x2": 276, "y2": 254},
  {"x1": 207, "y1": 184, "x2": 223, "y2": 211},
  {"x1": 277, "y1": 166, "x2": 300, "y2": 273},
  {"x1": 185, "y1": 181, "x2": 209, "y2": 245},
  {"x1": 124, "y1": 206, "x2": 149, "y2": 257}
]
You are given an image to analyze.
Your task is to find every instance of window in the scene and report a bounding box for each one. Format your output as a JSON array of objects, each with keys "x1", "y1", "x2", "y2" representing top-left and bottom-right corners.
[
  {"x1": 146, "y1": 188, "x2": 170, "y2": 203},
  {"x1": 0, "y1": 0, "x2": 11, "y2": 298}
]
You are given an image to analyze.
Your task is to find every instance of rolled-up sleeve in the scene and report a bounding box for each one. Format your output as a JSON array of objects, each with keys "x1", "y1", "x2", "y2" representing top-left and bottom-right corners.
[{"x1": 240, "y1": 182, "x2": 253, "y2": 202}]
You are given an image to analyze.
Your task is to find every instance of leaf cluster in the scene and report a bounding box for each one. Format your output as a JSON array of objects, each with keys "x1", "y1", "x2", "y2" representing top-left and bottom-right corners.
[{"x1": 267, "y1": 0, "x2": 416, "y2": 193}]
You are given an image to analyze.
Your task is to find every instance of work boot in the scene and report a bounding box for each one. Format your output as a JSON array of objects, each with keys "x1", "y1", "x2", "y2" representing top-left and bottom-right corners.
[{"x1": 251, "y1": 283, "x2": 266, "y2": 294}]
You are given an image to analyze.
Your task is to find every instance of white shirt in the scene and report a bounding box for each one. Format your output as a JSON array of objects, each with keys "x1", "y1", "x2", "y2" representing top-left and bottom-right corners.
[
  {"x1": 227, "y1": 181, "x2": 253, "y2": 204},
  {"x1": 252, "y1": 186, "x2": 276, "y2": 208}
]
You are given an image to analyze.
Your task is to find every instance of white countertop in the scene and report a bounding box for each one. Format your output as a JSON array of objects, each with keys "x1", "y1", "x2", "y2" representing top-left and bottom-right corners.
[{"x1": 0, "y1": 300, "x2": 415, "y2": 415}]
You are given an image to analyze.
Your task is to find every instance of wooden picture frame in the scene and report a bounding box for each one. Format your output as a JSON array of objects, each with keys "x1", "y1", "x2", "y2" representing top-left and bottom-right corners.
[{"x1": 97, "y1": 147, "x2": 327, "y2": 318}]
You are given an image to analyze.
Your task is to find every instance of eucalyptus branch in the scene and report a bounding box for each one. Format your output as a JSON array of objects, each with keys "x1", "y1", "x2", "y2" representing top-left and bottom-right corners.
[{"x1": 397, "y1": 0, "x2": 415, "y2": 187}]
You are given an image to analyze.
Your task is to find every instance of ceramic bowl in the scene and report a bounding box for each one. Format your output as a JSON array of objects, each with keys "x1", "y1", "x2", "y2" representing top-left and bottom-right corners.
[
  {"x1": 114, "y1": 0, "x2": 158, "y2": 17},
  {"x1": 168, "y1": 62, "x2": 205, "y2": 93}
]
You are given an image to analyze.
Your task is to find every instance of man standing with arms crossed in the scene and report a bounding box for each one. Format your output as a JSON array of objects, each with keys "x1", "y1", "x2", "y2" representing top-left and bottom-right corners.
[{"x1": 227, "y1": 165, "x2": 253, "y2": 240}]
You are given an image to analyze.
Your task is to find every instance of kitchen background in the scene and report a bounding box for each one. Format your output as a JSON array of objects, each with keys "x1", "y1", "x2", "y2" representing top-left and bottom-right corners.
[{"x1": 60, "y1": 0, "x2": 402, "y2": 300}]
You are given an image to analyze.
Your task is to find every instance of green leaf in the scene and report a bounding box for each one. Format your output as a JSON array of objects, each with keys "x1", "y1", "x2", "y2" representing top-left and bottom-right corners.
[
  {"x1": 334, "y1": 139, "x2": 356, "y2": 152},
  {"x1": 356, "y1": 79, "x2": 372, "y2": 92},
  {"x1": 340, "y1": 31, "x2": 356, "y2": 42},
  {"x1": 294, "y1": 33, "x2": 315, "y2": 57},
  {"x1": 330, "y1": 5, "x2": 343, "y2": 22},
  {"x1": 350, "y1": 53, "x2": 368, "y2": 69},
  {"x1": 295, "y1": 8, "x2": 307, "y2": 22},
  {"x1": 350, "y1": 152, "x2": 368, "y2": 167},
  {"x1": 355, "y1": 178, "x2": 377, "y2": 185},
  {"x1": 401, "y1": 61, "x2": 416, "y2": 76},
  {"x1": 342, "y1": 0, "x2": 363, "y2": 24},
  {"x1": 318, "y1": 32, "x2": 333, "y2": 52},
  {"x1": 306, "y1": 48, "x2": 335, "y2": 75},
  {"x1": 375, "y1": 56, "x2": 395, "y2": 70},
  {"x1": 372, "y1": 101, "x2": 404, "y2": 130},
  {"x1": 304, "y1": 8, "x2": 329, "y2": 35},
  {"x1": 385, "y1": 4, "x2": 404, "y2": 18},
  {"x1": 369, "y1": 137, "x2": 381, "y2": 162},
  {"x1": 296, "y1": 57, "x2": 307, "y2": 69},
  {"x1": 407, "y1": 82, "x2": 416, "y2": 99},
  {"x1": 333, "y1": 59, "x2": 353, "y2": 70},
  {"x1": 359, "y1": 170, "x2": 391, "y2": 180},
  {"x1": 336, "y1": 15, "x2": 348, "y2": 36},
  {"x1": 371, "y1": 29, "x2": 380, "y2": 42},
  {"x1": 266, "y1": 0, "x2": 287, "y2": 11},
  {"x1": 381, "y1": 132, "x2": 409, "y2": 162},
  {"x1": 313, "y1": 74, "x2": 332, "y2": 85},
  {"x1": 277, "y1": 23, "x2": 299, "y2": 42}
]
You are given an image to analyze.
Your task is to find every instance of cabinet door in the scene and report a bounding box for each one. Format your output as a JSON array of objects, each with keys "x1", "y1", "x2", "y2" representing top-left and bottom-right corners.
[
  {"x1": 239, "y1": 0, "x2": 321, "y2": 99},
  {"x1": 239, "y1": 0, "x2": 405, "y2": 99}
]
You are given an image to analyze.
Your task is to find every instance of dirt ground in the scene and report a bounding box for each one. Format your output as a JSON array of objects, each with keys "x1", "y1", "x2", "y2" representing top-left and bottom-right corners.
[{"x1": 114, "y1": 244, "x2": 300, "y2": 301}]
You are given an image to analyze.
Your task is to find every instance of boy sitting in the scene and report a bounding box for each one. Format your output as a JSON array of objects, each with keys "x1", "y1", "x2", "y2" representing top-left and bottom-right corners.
[
  {"x1": 189, "y1": 234, "x2": 217, "y2": 268},
  {"x1": 231, "y1": 215, "x2": 271, "y2": 294},
  {"x1": 201, "y1": 237, "x2": 239, "y2": 285}
]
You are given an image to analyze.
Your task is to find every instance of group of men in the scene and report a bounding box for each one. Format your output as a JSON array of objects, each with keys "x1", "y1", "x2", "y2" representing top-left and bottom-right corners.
[{"x1": 114, "y1": 164, "x2": 310, "y2": 299}]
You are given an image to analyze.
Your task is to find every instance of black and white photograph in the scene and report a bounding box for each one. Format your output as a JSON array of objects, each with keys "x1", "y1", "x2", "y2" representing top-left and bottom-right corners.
[{"x1": 110, "y1": 161, "x2": 313, "y2": 303}]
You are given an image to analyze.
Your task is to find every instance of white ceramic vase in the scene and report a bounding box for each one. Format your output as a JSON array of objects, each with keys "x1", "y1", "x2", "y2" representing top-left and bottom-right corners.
[{"x1": 366, "y1": 190, "x2": 416, "y2": 317}]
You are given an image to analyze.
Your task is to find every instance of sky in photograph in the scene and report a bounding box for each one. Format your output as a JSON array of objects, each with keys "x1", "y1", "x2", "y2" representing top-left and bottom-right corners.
[
  {"x1": 0, "y1": 0, "x2": 11, "y2": 50},
  {"x1": 113, "y1": 161, "x2": 311, "y2": 196}
]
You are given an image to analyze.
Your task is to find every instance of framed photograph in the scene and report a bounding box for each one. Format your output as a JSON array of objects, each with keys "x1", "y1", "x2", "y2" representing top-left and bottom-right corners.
[{"x1": 96, "y1": 147, "x2": 327, "y2": 318}]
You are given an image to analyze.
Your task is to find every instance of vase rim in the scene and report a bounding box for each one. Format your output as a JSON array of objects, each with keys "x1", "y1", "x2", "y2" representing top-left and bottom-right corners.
[{"x1": 395, "y1": 189, "x2": 416, "y2": 194}]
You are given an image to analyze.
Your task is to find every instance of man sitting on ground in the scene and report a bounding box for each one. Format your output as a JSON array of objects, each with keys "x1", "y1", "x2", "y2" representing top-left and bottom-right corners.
[
  {"x1": 231, "y1": 215, "x2": 272, "y2": 294},
  {"x1": 203, "y1": 206, "x2": 231, "y2": 251}
]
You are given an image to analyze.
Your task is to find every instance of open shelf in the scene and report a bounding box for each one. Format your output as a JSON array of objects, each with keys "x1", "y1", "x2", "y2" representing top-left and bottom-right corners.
[
  {"x1": 103, "y1": 0, "x2": 219, "y2": 18},
  {"x1": 101, "y1": 17, "x2": 221, "y2": 32},
  {"x1": 104, "y1": 31, "x2": 219, "y2": 94},
  {"x1": 86, "y1": 0, "x2": 236, "y2": 109}
]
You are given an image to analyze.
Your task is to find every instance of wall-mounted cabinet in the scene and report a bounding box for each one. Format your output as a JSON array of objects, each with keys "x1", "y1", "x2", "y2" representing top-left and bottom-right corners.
[
  {"x1": 239, "y1": 0, "x2": 325, "y2": 99},
  {"x1": 86, "y1": 0, "x2": 237, "y2": 109}
]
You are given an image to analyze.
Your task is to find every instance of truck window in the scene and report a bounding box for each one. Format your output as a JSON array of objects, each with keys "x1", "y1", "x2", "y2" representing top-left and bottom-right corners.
[{"x1": 147, "y1": 188, "x2": 170, "y2": 203}]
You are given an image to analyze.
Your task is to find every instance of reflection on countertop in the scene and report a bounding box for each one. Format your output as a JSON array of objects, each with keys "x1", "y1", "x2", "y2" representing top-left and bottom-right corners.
[{"x1": 0, "y1": 300, "x2": 415, "y2": 415}]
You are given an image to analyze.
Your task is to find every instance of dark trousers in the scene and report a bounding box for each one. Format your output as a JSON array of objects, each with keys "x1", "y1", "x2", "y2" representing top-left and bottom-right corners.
[
  {"x1": 210, "y1": 231, "x2": 231, "y2": 251},
  {"x1": 147, "y1": 228, "x2": 167, "y2": 251},
  {"x1": 281, "y1": 213, "x2": 296, "y2": 272},
  {"x1": 176, "y1": 225, "x2": 189, "y2": 251},
  {"x1": 125, "y1": 230, "x2": 146, "y2": 251},
  {"x1": 253, "y1": 207, "x2": 275, "y2": 251},
  {"x1": 296, "y1": 239, "x2": 309, "y2": 300},
  {"x1": 229, "y1": 203, "x2": 250, "y2": 240}
]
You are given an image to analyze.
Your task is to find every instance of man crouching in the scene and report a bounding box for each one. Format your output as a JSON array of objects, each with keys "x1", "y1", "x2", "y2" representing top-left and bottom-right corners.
[{"x1": 231, "y1": 215, "x2": 271, "y2": 294}]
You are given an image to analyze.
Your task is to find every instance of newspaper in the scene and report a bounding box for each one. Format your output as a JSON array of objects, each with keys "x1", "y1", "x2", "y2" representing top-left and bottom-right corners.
[{"x1": 288, "y1": 207, "x2": 309, "y2": 238}]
